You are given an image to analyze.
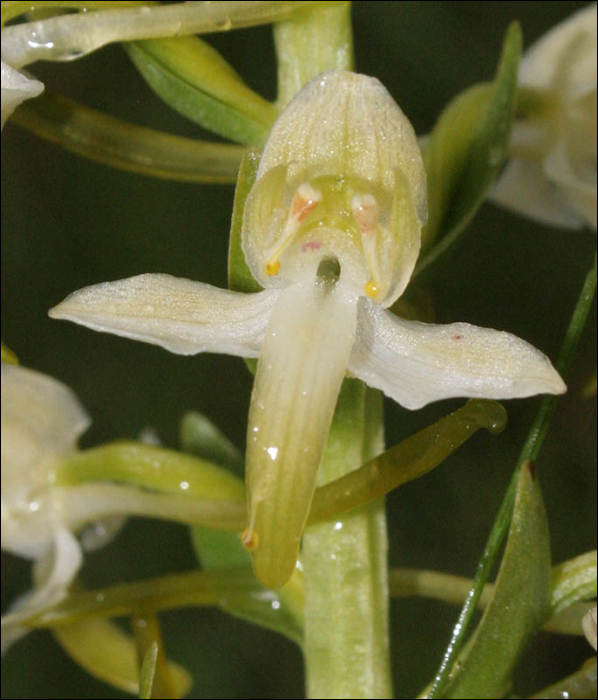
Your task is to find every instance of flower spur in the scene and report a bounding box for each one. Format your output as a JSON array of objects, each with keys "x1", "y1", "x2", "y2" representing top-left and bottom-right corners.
[{"x1": 50, "y1": 71, "x2": 566, "y2": 588}]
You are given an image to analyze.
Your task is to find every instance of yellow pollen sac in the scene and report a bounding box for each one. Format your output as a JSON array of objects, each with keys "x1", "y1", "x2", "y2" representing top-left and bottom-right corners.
[
  {"x1": 365, "y1": 281, "x2": 379, "y2": 299},
  {"x1": 241, "y1": 527, "x2": 259, "y2": 550},
  {"x1": 266, "y1": 260, "x2": 281, "y2": 276}
]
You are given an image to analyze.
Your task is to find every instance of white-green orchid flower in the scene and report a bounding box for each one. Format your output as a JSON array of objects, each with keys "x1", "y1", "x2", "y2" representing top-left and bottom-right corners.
[
  {"x1": 50, "y1": 71, "x2": 566, "y2": 588},
  {"x1": 1, "y1": 363, "x2": 122, "y2": 652},
  {"x1": 492, "y1": 3, "x2": 597, "y2": 230}
]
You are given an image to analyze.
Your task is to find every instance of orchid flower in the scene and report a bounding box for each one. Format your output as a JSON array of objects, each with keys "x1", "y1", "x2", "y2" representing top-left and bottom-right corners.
[
  {"x1": 49, "y1": 70, "x2": 566, "y2": 589},
  {"x1": 1, "y1": 363, "x2": 122, "y2": 652},
  {"x1": 492, "y1": 3, "x2": 597, "y2": 230}
]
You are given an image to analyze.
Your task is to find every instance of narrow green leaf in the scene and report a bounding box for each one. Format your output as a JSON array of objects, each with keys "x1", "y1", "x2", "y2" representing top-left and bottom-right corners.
[
  {"x1": 274, "y1": 1, "x2": 353, "y2": 107},
  {"x1": 138, "y1": 641, "x2": 158, "y2": 700},
  {"x1": 444, "y1": 461, "x2": 552, "y2": 699},
  {"x1": 13, "y1": 92, "x2": 245, "y2": 183},
  {"x1": 416, "y1": 22, "x2": 522, "y2": 275},
  {"x1": 127, "y1": 36, "x2": 278, "y2": 147}
]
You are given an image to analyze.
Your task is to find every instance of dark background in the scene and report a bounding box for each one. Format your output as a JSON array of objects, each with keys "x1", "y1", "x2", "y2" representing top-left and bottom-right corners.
[{"x1": 2, "y1": 2, "x2": 596, "y2": 698}]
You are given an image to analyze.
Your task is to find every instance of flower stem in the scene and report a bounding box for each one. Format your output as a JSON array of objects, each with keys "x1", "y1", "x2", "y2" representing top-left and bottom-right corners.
[
  {"x1": 274, "y1": 1, "x2": 353, "y2": 107},
  {"x1": 302, "y1": 380, "x2": 393, "y2": 699},
  {"x1": 426, "y1": 250, "x2": 597, "y2": 699}
]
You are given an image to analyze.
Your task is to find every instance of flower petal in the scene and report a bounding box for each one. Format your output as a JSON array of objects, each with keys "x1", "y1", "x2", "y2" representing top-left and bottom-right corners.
[
  {"x1": 491, "y1": 157, "x2": 585, "y2": 229},
  {"x1": 245, "y1": 275, "x2": 358, "y2": 588},
  {"x1": 2, "y1": 526, "x2": 82, "y2": 655},
  {"x1": 349, "y1": 302, "x2": 566, "y2": 410},
  {"x1": 1, "y1": 61, "x2": 43, "y2": 129},
  {"x1": 2, "y1": 365, "x2": 90, "y2": 558},
  {"x1": 544, "y1": 136, "x2": 598, "y2": 231},
  {"x1": 49, "y1": 273, "x2": 279, "y2": 357},
  {"x1": 518, "y1": 4, "x2": 597, "y2": 99}
]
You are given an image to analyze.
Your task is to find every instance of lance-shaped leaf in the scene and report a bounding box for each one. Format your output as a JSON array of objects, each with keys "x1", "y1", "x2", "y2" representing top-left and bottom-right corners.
[
  {"x1": 443, "y1": 462, "x2": 552, "y2": 698},
  {"x1": 126, "y1": 36, "x2": 278, "y2": 147},
  {"x1": 416, "y1": 22, "x2": 522, "y2": 274}
]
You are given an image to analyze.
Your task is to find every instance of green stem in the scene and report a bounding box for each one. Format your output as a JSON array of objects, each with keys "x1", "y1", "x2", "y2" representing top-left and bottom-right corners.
[
  {"x1": 307, "y1": 399, "x2": 506, "y2": 524},
  {"x1": 26, "y1": 568, "x2": 262, "y2": 627},
  {"x1": 274, "y1": 1, "x2": 353, "y2": 107},
  {"x1": 303, "y1": 381, "x2": 393, "y2": 699},
  {"x1": 427, "y1": 251, "x2": 597, "y2": 699}
]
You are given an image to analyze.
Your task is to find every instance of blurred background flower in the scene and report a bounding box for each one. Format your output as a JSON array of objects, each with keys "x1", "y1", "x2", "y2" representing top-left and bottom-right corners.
[{"x1": 492, "y1": 3, "x2": 597, "y2": 230}]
